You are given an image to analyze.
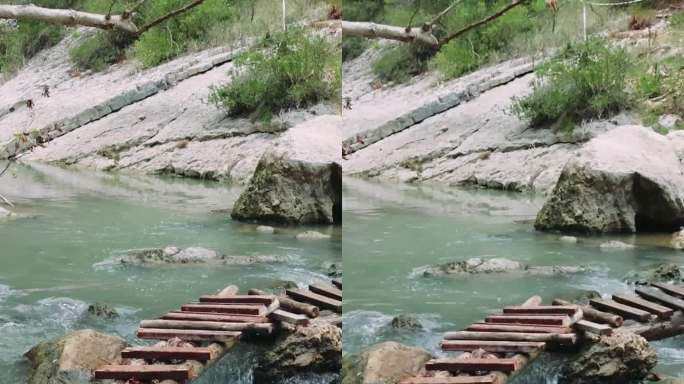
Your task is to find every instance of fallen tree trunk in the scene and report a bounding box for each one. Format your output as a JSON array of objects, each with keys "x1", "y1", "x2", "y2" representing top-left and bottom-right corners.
[
  {"x1": 553, "y1": 299, "x2": 623, "y2": 328},
  {"x1": 248, "y1": 288, "x2": 319, "y2": 318},
  {"x1": 0, "y1": 4, "x2": 138, "y2": 33},
  {"x1": 314, "y1": 20, "x2": 439, "y2": 46}
]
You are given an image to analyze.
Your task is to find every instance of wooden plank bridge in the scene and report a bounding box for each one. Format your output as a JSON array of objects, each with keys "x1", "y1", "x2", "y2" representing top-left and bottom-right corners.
[
  {"x1": 401, "y1": 282, "x2": 684, "y2": 384},
  {"x1": 94, "y1": 278, "x2": 342, "y2": 383}
]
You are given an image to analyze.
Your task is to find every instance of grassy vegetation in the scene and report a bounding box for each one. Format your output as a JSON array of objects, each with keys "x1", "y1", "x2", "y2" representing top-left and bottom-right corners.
[
  {"x1": 511, "y1": 39, "x2": 632, "y2": 129},
  {"x1": 2, "y1": 0, "x2": 335, "y2": 75},
  {"x1": 208, "y1": 27, "x2": 340, "y2": 122}
]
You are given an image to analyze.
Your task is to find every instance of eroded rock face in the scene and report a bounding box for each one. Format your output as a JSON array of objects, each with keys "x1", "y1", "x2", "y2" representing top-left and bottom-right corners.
[
  {"x1": 254, "y1": 322, "x2": 341, "y2": 383},
  {"x1": 420, "y1": 257, "x2": 593, "y2": 277},
  {"x1": 341, "y1": 342, "x2": 432, "y2": 384},
  {"x1": 25, "y1": 329, "x2": 127, "y2": 384},
  {"x1": 231, "y1": 151, "x2": 342, "y2": 225},
  {"x1": 560, "y1": 331, "x2": 656, "y2": 384},
  {"x1": 536, "y1": 125, "x2": 684, "y2": 234}
]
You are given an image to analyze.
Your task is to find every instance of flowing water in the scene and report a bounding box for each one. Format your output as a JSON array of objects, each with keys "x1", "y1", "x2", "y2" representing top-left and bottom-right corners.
[
  {"x1": 342, "y1": 178, "x2": 684, "y2": 382},
  {"x1": 0, "y1": 162, "x2": 341, "y2": 384}
]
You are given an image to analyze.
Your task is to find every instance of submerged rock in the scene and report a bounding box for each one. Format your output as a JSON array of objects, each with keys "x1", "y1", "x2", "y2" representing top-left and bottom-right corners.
[
  {"x1": 341, "y1": 341, "x2": 432, "y2": 384},
  {"x1": 390, "y1": 314, "x2": 423, "y2": 330},
  {"x1": 421, "y1": 257, "x2": 593, "y2": 277},
  {"x1": 536, "y1": 125, "x2": 684, "y2": 234},
  {"x1": 624, "y1": 263, "x2": 682, "y2": 285},
  {"x1": 268, "y1": 279, "x2": 299, "y2": 291},
  {"x1": 256, "y1": 225, "x2": 276, "y2": 234},
  {"x1": 25, "y1": 329, "x2": 127, "y2": 384},
  {"x1": 560, "y1": 331, "x2": 656, "y2": 384},
  {"x1": 599, "y1": 240, "x2": 636, "y2": 251},
  {"x1": 297, "y1": 230, "x2": 332, "y2": 240},
  {"x1": 231, "y1": 151, "x2": 342, "y2": 225},
  {"x1": 86, "y1": 303, "x2": 118, "y2": 319},
  {"x1": 0, "y1": 206, "x2": 11, "y2": 218},
  {"x1": 254, "y1": 322, "x2": 341, "y2": 383},
  {"x1": 117, "y1": 246, "x2": 286, "y2": 266},
  {"x1": 559, "y1": 236, "x2": 579, "y2": 243},
  {"x1": 324, "y1": 262, "x2": 342, "y2": 278},
  {"x1": 672, "y1": 228, "x2": 684, "y2": 250}
]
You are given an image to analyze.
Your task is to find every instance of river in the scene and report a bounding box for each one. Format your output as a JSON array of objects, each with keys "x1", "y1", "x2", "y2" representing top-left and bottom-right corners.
[
  {"x1": 342, "y1": 178, "x2": 684, "y2": 382},
  {"x1": 0, "y1": 162, "x2": 341, "y2": 384}
]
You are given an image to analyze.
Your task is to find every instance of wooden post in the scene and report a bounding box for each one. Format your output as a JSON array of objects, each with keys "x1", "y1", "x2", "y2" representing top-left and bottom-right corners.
[{"x1": 248, "y1": 288, "x2": 320, "y2": 318}]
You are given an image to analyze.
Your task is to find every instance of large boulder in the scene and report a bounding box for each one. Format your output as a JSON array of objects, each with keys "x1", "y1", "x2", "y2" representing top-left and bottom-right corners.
[
  {"x1": 25, "y1": 329, "x2": 127, "y2": 384},
  {"x1": 342, "y1": 342, "x2": 433, "y2": 384},
  {"x1": 623, "y1": 263, "x2": 682, "y2": 285},
  {"x1": 559, "y1": 331, "x2": 657, "y2": 384},
  {"x1": 231, "y1": 151, "x2": 342, "y2": 225},
  {"x1": 536, "y1": 126, "x2": 684, "y2": 234},
  {"x1": 254, "y1": 322, "x2": 341, "y2": 383}
]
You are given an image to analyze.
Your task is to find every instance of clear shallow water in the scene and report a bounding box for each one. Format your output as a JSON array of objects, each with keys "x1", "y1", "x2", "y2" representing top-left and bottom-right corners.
[
  {"x1": 0, "y1": 162, "x2": 341, "y2": 384},
  {"x1": 342, "y1": 178, "x2": 684, "y2": 382}
]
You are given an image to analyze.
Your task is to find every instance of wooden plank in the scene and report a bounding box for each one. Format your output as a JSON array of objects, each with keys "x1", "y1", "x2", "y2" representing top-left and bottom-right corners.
[
  {"x1": 636, "y1": 288, "x2": 684, "y2": 311},
  {"x1": 286, "y1": 288, "x2": 342, "y2": 313},
  {"x1": 400, "y1": 376, "x2": 497, "y2": 384},
  {"x1": 162, "y1": 311, "x2": 269, "y2": 323},
  {"x1": 180, "y1": 303, "x2": 266, "y2": 316},
  {"x1": 426, "y1": 358, "x2": 518, "y2": 373},
  {"x1": 485, "y1": 315, "x2": 570, "y2": 327},
  {"x1": 120, "y1": 346, "x2": 213, "y2": 361},
  {"x1": 612, "y1": 294, "x2": 673, "y2": 319},
  {"x1": 270, "y1": 309, "x2": 310, "y2": 325},
  {"x1": 590, "y1": 299, "x2": 652, "y2": 322},
  {"x1": 136, "y1": 328, "x2": 241, "y2": 342},
  {"x1": 139, "y1": 319, "x2": 273, "y2": 334},
  {"x1": 309, "y1": 283, "x2": 343, "y2": 301},
  {"x1": 441, "y1": 340, "x2": 545, "y2": 353},
  {"x1": 332, "y1": 279, "x2": 342, "y2": 289},
  {"x1": 199, "y1": 294, "x2": 276, "y2": 305},
  {"x1": 652, "y1": 282, "x2": 684, "y2": 299},
  {"x1": 443, "y1": 331, "x2": 577, "y2": 345},
  {"x1": 94, "y1": 365, "x2": 190, "y2": 381},
  {"x1": 466, "y1": 323, "x2": 572, "y2": 334},
  {"x1": 503, "y1": 305, "x2": 578, "y2": 316},
  {"x1": 574, "y1": 320, "x2": 613, "y2": 336}
]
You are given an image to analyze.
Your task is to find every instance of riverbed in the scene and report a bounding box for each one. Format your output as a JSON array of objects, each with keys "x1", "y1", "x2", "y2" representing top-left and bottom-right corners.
[
  {"x1": 342, "y1": 178, "x2": 684, "y2": 382},
  {"x1": 0, "y1": 162, "x2": 341, "y2": 384}
]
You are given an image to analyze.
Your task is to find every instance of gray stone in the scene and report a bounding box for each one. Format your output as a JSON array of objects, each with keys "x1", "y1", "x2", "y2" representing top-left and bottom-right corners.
[
  {"x1": 672, "y1": 228, "x2": 684, "y2": 250},
  {"x1": 25, "y1": 329, "x2": 127, "y2": 384},
  {"x1": 254, "y1": 322, "x2": 341, "y2": 383},
  {"x1": 560, "y1": 236, "x2": 579, "y2": 243},
  {"x1": 659, "y1": 114, "x2": 682, "y2": 129},
  {"x1": 390, "y1": 314, "x2": 423, "y2": 330},
  {"x1": 256, "y1": 225, "x2": 275, "y2": 234},
  {"x1": 118, "y1": 246, "x2": 286, "y2": 266},
  {"x1": 86, "y1": 303, "x2": 118, "y2": 319},
  {"x1": 600, "y1": 241, "x2": 636, "y2": 250},
  {"x1": 341, "y1": 342, "x2": 432, "y2": 384},
  {"x1": 297, "y1": 230, "x2": 332, "y2": 240},
  {"x1": 231, "y1": 151, "x2": 342, "y2": 225},
  {"x1": 421, "y1": 257, "x2": 593, "y2": 277},
  {"x1": 560, "y1": 331, "x2": 657, "y2": 384},
  {"x1": 536, "y1": 126, "x2": 684, "y2": 234},
  {"x1": 624, "y1": 263, "x2": 682, "y2": 285},
  {"x1": 0, "y1": 206, "x2": 12, "y2": 218}
]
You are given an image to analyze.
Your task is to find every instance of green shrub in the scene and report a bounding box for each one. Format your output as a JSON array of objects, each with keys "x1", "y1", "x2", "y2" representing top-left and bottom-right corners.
[
  {"x1": 372, "y1": 44, "x2": 435, "y2": 83},
  {"x1": 132, "y1": 0, "x2": 236, "y2": 68},
  {"x1": 636, "y1": 71, "x2": 662, "y2": 99},
  {"x1": 209, "y1": 27, "x2": 340, "y2": 121},
  {"x1": 512, "y1": 39, "x2": 632, "y2": 128},
  {"x1": 670, "y1": 10, "x2": 684, "y2": 30},
  {"x1": 342, "y1": 36, "x2": 368, "y2": 62},
  {"x1": 0, "y1": 21, "x2": 65, "y2": 74},
  {"x1": 69, "y1": 31, "x2": 133, "y2": 71}
]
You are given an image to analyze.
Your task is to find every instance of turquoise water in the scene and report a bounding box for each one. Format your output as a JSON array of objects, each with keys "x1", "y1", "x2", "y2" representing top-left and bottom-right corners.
[
  {"x1": 0, "y1": 162, "x2": 341, "y2": 383},
  {"x1": 342, "y1": 178, "x2": 684, "y2": 382}
]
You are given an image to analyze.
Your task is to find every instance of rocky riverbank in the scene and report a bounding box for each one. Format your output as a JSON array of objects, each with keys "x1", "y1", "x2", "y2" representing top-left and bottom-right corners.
[{"x1": 0, "y1": 29, "x2": 340, "y2": 184}]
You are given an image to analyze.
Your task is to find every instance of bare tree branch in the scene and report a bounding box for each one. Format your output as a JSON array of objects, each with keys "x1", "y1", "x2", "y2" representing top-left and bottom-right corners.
[
  {"x1": 135, "y1": 0, "x2": 205, "y2": 36},
  {"x1": 0, "y1": 4, "x2": 139, "y2": 33},
  {"x1": 438, "y1": 0, "x2": 526, "y2": 47},
  {"x1": 427, "y1": 0, "x2": 464, "y2": 27}
]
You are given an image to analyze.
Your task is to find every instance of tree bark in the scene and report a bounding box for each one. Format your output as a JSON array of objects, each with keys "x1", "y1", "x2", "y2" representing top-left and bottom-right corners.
[
  {"x1": 0, "y1": 4, "x2": 138, "y2": 33},
  {"x1": 314, "y1": 20, "x2": 439, "y2": 46}
]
